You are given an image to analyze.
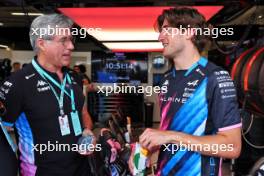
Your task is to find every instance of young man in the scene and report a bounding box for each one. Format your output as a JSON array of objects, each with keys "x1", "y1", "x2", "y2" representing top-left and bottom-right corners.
[
  {"x1": 0, "y1": 14, "x2": 94, "y2": 176},
  {"x1": 138, "y1": 7, "x2": 242, "y2": 175}
]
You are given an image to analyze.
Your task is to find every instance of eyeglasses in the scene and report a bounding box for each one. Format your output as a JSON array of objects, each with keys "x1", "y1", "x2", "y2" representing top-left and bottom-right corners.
[{"x1": 45, "y1": 36, "x2": 76, "y2": 47}]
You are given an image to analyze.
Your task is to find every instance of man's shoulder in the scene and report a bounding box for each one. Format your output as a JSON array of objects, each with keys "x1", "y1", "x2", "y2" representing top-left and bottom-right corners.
[
  {"x1": 205, "y1": 62, "x2": 230, "y2": 78},
  {"x1": 1, "y1": 63, "x2": 37, "y2": 92},
  {"x1": 9, "y1": 63, "x2": 36, "y2": 81},
  {"x1": 205, "y1": 62, "x2": 235, "y2": 97},
  {"x1": 203, "y1": 61, "x2": 224, "y2": 76},
  {"x1": 0, "y1": 64, "x2": 35, "y2": 102},
  {"x1": 201, "y1": 61, "x2": 232, "y2": 84}
]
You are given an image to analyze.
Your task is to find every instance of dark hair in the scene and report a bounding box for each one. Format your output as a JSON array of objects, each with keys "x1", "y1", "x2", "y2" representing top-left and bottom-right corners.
[
  {"x1": 78, "y1": 64, "x2": 86, "y2": 73},
  {"x1": 22, "y1": 63, "x2": 28, "y2": 68},
  {"x1": 156, "y1": 7, "x2": 210, "y2": 53},
  {"x1": 12, "y1": 62, "x2": 20, "y2": 66}
]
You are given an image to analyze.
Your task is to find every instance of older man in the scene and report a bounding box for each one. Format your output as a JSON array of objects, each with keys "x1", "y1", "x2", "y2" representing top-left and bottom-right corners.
[{"x1": 0, "y1": 14, "x2": 93, "y2": 176}]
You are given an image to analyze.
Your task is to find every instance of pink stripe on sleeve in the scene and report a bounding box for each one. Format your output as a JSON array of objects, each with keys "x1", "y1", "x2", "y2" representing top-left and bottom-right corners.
[
  {"x1": 218, "y1": 123, "x2": 242, "y2": 132},
  {"x1": 218, "y1": 158, "x2": 222, "y2": 176}
]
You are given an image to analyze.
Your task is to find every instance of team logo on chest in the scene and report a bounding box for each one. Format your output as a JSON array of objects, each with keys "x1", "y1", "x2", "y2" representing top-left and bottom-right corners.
[
  {"x1": 36, "y1": 80, "x2": 50, "y2": 92},
  {"x1": 37, "y1": 80, "x2": 48, "y2": 87},
  {"x1": 183, "y1": 79, "x2": 200, "y2": 99},
  {"x1": 187, "y1": 80, "x2": 199, "y2": 86}
]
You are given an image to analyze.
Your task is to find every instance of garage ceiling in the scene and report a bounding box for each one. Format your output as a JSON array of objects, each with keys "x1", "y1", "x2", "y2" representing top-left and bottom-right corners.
[{"x1": 0, "y1": 0, "x2": 263, "y2": 51}]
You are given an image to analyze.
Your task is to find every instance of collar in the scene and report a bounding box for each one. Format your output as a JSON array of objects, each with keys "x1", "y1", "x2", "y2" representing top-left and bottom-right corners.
[
  {"x1": 172, "y1": 57, "x2": 208, "y2": 78},
  {"x1": 33, "y1": 57, "x2": 66, "y2": 79}
]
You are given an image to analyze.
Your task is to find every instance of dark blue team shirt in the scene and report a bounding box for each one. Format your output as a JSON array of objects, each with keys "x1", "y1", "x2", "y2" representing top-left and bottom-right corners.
[
  {"x1": 157, "y1": 57, "x2": 241, "y2": 176},
  {"x1": 0, "y1": 59, "x2": 87, "y2": 176}
]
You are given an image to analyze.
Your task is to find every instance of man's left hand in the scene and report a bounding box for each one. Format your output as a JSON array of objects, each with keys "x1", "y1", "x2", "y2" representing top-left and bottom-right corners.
[
  {"x1": 139, "y1": 128, "x2": 175, "y2": 151},
  {"x1": 78, "y1": 128, "x2": 96, "y2": 155}
]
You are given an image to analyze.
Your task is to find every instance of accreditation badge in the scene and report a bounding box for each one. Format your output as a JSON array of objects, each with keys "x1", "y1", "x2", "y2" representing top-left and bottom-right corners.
[{"x1": 58, "y1": 114, "x2": 71, "y2": 136}]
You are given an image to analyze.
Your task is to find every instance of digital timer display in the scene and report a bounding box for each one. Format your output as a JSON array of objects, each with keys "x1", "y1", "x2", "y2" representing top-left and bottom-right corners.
[
  {"x1": 105, "y1": 62, "x2": 133, "y2": 70},
  {"x1": 91, "y1": 52, "x2": 148, "y2": 83}
]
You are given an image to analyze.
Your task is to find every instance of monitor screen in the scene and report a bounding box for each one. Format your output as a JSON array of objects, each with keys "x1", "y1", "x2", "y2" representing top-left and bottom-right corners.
[
  {"x1": 91, "y1": 51, "x2": 148, "y2": 83},
  {"x1": 153, "y1": 55, "x2": 165, "y2": 69}
]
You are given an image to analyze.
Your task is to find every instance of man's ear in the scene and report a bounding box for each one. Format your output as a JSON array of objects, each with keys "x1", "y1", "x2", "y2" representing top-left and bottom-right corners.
[
  {"x1": 36, "y1": 38, "x2": 46, "y2": 51},
  {"x1": 185, "y1": 28, "x2": 195, "y2": 40}
]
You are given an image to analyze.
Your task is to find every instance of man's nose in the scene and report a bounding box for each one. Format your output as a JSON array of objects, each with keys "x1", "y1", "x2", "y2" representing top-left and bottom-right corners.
[
  {"x1": 67, "y1": 40, "x2": 74, "y2": 50},
  {"x1": 158, "y1": 32, "x2": 165, "y2": 42}
]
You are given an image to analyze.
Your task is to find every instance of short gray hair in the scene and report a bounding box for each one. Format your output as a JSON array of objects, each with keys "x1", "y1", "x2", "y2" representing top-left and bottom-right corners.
[{"x1": 29, "y1": 13, "x2": 73, "y2": 52}]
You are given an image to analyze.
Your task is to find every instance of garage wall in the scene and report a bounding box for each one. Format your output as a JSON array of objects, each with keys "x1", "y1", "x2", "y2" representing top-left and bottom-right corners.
[{"x1": 0, "y1": 49, "x2": 170, "y2": 123}]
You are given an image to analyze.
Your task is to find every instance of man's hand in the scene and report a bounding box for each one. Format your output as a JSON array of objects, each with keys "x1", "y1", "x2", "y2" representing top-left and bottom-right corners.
[
  {"x1": 138, "y1": 127, "x2": 241, "y2": 159},
  {"x1": 139, "y1": 128, "x2": 175, "y2": 151},
  {"x1": 82, "y1": 128, "x2": 94, "y2": 136},
  {"x1": 78, "y1": 128, "x2": 96, "y2": 155}
]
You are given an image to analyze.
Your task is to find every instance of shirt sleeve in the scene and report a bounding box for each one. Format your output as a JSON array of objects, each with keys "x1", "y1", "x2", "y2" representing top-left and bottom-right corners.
[
  {"x1": 0, "y1": 73, "x2": 24, "y2": 126},
  {"x1": 207, "y1": 69, "x2": 242, "y2": 132}
]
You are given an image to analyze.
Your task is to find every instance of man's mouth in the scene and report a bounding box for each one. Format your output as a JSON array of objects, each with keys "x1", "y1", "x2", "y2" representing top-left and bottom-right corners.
[{"x1": 63, "y1": 53, "x2": 71, "y2": 57}]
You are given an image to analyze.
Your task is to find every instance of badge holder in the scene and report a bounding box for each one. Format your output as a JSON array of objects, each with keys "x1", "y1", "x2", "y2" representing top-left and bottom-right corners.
[
  {"x1": 71, "y1": 110, "x2": 82, "y2": 136},
  {"x1": 58, "y1": 110, "x2": 71, "y2": 136}
]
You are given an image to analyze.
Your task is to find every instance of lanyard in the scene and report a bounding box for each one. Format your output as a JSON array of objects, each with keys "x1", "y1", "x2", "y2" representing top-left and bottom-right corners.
[
  {"x1": 66, "y1": 74, "x2": 76, "y2": 111},
  {"x1": 32, "y1": 59, "x2": 71, "y2": 97},
  {"x1": 32, "y1": 59, "x2": 76, "y2": 114},
  {"x1": 49, "y1": 75, "x2": 67, "y2": 115}
]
